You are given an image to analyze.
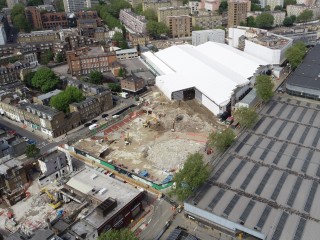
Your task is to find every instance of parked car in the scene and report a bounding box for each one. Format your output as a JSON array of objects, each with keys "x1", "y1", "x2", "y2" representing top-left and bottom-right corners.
[
  {"x1": 84, "y1": 123, "x2": 91, "y2": 127},
  {"x1": 112, "y1": 115, "x2": 120, "y2": 119},
  {"x1": 91, "y1": 119, "x2": 98, "y2": 123},
  {"x1": 28, "y1": 140, "x2": 37, "y2": 145},
  {"x1": 102, "y1": 113, "x2": 109, "y2": 118},
  {"x1": 22, "y1": 137, "x2": 29, "y2": 142}
]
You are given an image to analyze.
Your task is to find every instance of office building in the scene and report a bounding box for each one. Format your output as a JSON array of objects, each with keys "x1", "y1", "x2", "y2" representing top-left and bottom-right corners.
[
  {"x1": 228, "y1": 0, "x2": 250, "y2": 27},
  {"x1": 192, "y1": 29, "x2": 225, "y2": 46}
]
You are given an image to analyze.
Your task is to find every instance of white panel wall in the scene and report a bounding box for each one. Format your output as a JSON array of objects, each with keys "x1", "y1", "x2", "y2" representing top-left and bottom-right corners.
[
  {"x1": 155, "y1": 77, "x2": 173, "y2": 100},
  {"x1": 201, "y1": 94, "x2": 220, "y2": 115},
  {"x1": 244, "y1": 40, "x2": 281, "y2": 65}
]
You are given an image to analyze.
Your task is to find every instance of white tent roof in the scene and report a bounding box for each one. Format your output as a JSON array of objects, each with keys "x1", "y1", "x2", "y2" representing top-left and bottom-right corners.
[{"x1": 147, "y1": 42, "x2": 268, "y2": 106}]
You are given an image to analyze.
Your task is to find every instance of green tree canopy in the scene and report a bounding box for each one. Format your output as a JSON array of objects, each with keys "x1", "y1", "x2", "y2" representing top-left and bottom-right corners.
[
  {"x1": 297, "y1": 9, "x2": 313, "y2": 23},
  {"x1": 12, "y1": 4, "x2": 31, "y2": 32},
  {"x1": 11, "y1": 3, "x2": 24, "y2": 16},
  {"x1": 255, "y1": 13, "x2": 274, "y2": 28},
  {"x1": 264, "y1": 5, "x2": 271, "y2": 11},
  {"x1": 147, "y1": 21, "x2": 169, "y2": 38},
  {"x1": 0, "y1": 0, "x2": 7, "y2": 10},
  {"x1": 290, "y1": 15, "x2": 297, "y2": 22},
  {"x1": 193, "y1": 25, "x2": 204, "y2": 31},
  {"x1": 26, "y1": 144, "x2": 40, "y2": 158},
  {"x1": 40, "y1": 49, "x2": 54, "y2": 65},
  {"x1": 112, "y1": 32, "x2": 129, "y2": 49},
  {"x1": 31, "y1": 67, "x2": 60, "y2": 92},
  {"x1": 55, "y1": 52, "x2": 64, "y2": 63},
  {"x1": 274, "y1": 5, "x2": 283, "y2": 10},
  {"x1": 98, "y1": 229, "x2": 138, "y2": 240},
  {"x1": 133, "y1": 3, "x2": 143, "y2": 14},
  {"x1": 247, "y1": 16, "x2": 256, "y2": 27},
  {"x1": 218, "y1": 1, "x2": 228, "y2": 14},
  {"x1": 95, "y1": 3, "x2": 121, "y2": 29},
  {"x1": 27, "y1": 0, "x2": 43, "y2": 6},
  {"x1": 56, "y1": 0, "x2": 64, "y2": 11},
  {"x1": 107, "y1": 0, "x2": 131, "y2": 18},
  {"x1": 208, "y1": 128, "x2": 235, "y2": 153},
  {"x1": 142, "y1": 9, "x2": 157, "y2": 21},
  {"x1": 255, "y1": 75, "x2": 274, "y2": 102},
  {"x1": 108, "y1": 83, "x2": 122, "y2": 92},
  {"x1": 171, "y1": 153, "x2": 209, "y2": 201},
  {"x1": 50, "y1": 86, "x2": 85, "y2": 113},
  {"x1": 88, "y1": 70, "x2": 103, "y2": 84},
  {"x1": 283, "y1": 16, "x2": 294, "y2": 26},
  {"x1": 251, "y1": 3, "x2": 261, "y2": 11},
  {"x1": 284, "y1": 0, "x2": 296, "y2": 7},
  {"x1": 285, "y1": 41, "x2": 306, "y2": 69},
  {"x1": 24, "y1": 71, "x2": 35, "y2": 88},
  {"x1": 234, "y1": 107, "x2": 258, "y2": 129}
]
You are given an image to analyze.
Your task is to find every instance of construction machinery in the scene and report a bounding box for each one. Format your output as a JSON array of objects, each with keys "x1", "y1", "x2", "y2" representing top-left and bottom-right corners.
[
  {"x1": 124, "y1": 132, "x2": 131, "y2": 145},
  {"x1": 40, "y1": 188, "x2": 62, "y2": 209},
  {"x1": 143, "y1": 116, "x2": 160, "y2": 128}
]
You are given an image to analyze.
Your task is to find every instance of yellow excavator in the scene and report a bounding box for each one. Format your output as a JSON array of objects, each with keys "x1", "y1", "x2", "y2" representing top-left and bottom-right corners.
[
  {"x1": 40, "y1": 188, "x2": 62, "y2": 209},
  {"x1": 143, "y1": 116, "x2": 160, "y2": 128}
]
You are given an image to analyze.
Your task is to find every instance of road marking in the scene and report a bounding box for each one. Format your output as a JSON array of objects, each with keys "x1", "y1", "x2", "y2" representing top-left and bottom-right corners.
[{"x1": 193, "y1": 226, "x2": 197, "y2": 232}]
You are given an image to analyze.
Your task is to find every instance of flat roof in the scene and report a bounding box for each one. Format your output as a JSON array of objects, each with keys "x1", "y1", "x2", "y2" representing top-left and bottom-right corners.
[
  {"x1": 186, "y1": 95, "x2": 320, "y2": 240},
  {"x1": 143, "y1": 42, "x2": 267, "y2": 106},
  {"x1": 286, "y1": 44, "x2": 320, "y2": 91},
  {"x1": 37, "y1": 89, "x2": 62, "y2": 100},
  {"x1": 66, "y1": 167, "x2": 142, "y2": 229}
]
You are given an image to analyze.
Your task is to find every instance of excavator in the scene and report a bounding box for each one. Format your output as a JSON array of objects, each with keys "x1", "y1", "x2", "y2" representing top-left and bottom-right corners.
[
  {"x1": 40, "y1": 188, "x2": 62, "y2": 209},
  {"x1": 143, "y1": 116, "x2": 160, "y2": 128}
]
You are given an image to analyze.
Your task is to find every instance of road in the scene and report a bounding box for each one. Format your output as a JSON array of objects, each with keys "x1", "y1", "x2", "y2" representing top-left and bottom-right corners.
[{"x1": 139, "y1": 199, "x2": 174, "y2": 240}]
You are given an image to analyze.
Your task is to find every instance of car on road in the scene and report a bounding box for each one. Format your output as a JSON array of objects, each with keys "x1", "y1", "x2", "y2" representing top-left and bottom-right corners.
[
  {"x1": 102, "y1": 113, "x2": 109, "y2": 118},
  {"x1": 22, "y1": 137, "x2": 29, "y2": 142},
  {"x1": 84, "y1": 123, "x2": 91, "y2": 127},
  {"x1": 27, "y1": 139, "x2": 37, "y2": 145},
  {"x1": 112, "y1": 115, "x2": 120, "y2": 119},
  {"x1": 91, "y1": 119, "x2": 98, "y2": 123}
]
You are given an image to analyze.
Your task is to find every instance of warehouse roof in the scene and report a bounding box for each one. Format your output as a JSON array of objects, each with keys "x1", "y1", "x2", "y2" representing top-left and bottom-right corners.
[
  {"x1": 186, "y1": 96, "x2": 320, "y2": 240},
  {"x1": 286, "y1": 44, "x2": 320, "y2": 90},
  {"x1": 145, "y1": 42, "x2": 267, "y2": 107}
]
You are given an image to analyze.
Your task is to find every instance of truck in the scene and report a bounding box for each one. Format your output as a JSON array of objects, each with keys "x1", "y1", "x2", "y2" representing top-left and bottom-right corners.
[
  {"x1": 119, "y1": 92, "x2": 129, "y2": 99},
  {"x1": 88, "y1": 124, "x2": 99, "y2": 130}
]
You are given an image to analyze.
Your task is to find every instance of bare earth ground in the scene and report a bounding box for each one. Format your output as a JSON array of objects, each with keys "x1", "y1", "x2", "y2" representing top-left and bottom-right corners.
[{"x1": 75, "y1": 92, "x2": 224, "y2": 184}]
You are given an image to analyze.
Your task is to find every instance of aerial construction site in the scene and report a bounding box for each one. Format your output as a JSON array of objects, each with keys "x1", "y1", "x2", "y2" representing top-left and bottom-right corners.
[{"x1": 74, "y1": 91, "x2": 222, "y2": 184}]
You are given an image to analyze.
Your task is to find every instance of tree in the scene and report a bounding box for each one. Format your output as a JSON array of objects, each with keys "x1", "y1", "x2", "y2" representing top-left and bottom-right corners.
[
  {"x1": 56, "y1": 0, "x2": 64, "y2": 11},
  {"x1": 108, "y1": 83, "x2": 122, "y2": 92},
  {"x1": 142, "y1": 9, "x2": 157, "y2": 21},
  {"x1": 50, "y1": 86, "x2": 85, "y2": 113},
  {"x1": 133, "y1": 3, "x2": 143, "y2": 14},
  {"x1": 88, "y1": 70, "x2": 103, "y2": 84},
  {"x1": 112, "y1": 32, "x2": 129, "y2": 49},
  {"x1": 55, "y1": 52, "x2": 64, "y2": 63},
  {"x1": 98, "y1": 229, "x2": 138, "y2": 240},
  {"x1": 24, "y1": 71, "x2": 35, "y2": 88},
  {"x1": 121, "y1": 25, "x2": 127, "y2": 39},
  {"x1": 284, "y1": 0, "x2": 296, "y2": 7},
  {"x1": 218, "y1": 1, "x2": 228, "y2": 14},
  {"x1": 247, "y1": 16, "x2": 256, "y2": 27},
  {"x1": 264, "y1": 5, "x2": 271, "y2": 11},
  {"x1": 234, "y1": 107, "x2": 258, "y2": 129},
  {"x1": 208, "y1": 128, "x2": 235, "y2": 153},
  {"x1": 26, "y1": 144, "x2": 40, "y2": 158},
  {"x1": 297, "y1": 9, "x2": 313, "y2": 23},
  {"x1": 13, "y1": 14, "x2": 31, "y2": 32},
  {"x1": 147, "y1": 21, "x2": 169, "y2": 38},
  {"x1": 31, "y1": 67, "x2": 60, "y2": 92},
  {"x1": 290, "y1": 15, "x2": 296, "y2": 23},
  {"x1": 255, "y1": 13, "x2": 274, "y2": 28},
  {"x1": 285, "y1": 42, "x2": 306, "y2": 69},
  {"x1": 40, "y1": 49, "x2": 54, "y2": 65},
  {"x1": 283, "y1": 16, "x2": 293, "y2": 26},
  {"x1": 251, "y1": 3, "x2": 261, "y2": 11},
  {"x1": 171, "y1": 153, "x2": 209, "y2": 201},
  {"x1": 274, "y1": 5, "x2": 283, "y2": 10},
  {"x1": 255, "y1": 75, "x2": 274, "y2": 102},
  {"x1": 0, "y1": 0, "x2": 7, "y2": 10},
  {"x1": 118, "y1": 68, "x2": 125, "y2": 77},
  {"x1": 11, "y1": 3, "x2": 25, "y2": 17}
]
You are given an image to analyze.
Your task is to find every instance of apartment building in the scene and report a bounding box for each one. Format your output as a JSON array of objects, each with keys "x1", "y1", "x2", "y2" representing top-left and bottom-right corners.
[
  {"x1": 167, "y1": 15, "x2": 192, "y2": 38},
  {"x1": 0, "y1": 158, "x2": 28, "y2": 206},
  {"x1": 192, "y1": 29, "x2": 225, "y2": 46},
  {"x1": 78, "y1": 19, "x2": 97, "y2": 38},
  {"x1": 94, "y1": 27, "x2": 106, "y2": 42},
  {"x1": 192, "y1": 10, "x2": 222, "y2": 29},
  {"x1": 0, "y1": 61, "x2": 30, "y2": 86},
  {"x1": 189, "y1": 1, "x2": 200, "y2": 14},
  {"x1": 228, "y1": 0, "x2": 250, "y2": 27},
  {"x1": 69, "y1": 92, "x2": 113, "y2": 123},
  {"x1": 66, "y1": 47, "x2": 117, "y2": 76},
  {"x1": 121, "y1": 75, "x2": 145, "y2": 93},
  {"x1": 25, "y1": 6, "x2": 43, "y2": 30},
  {"x1": 41, "y1": 12, "x2": 68, "y2": 29},
  {"x1": 200, "y1": 0, "x2": 221, "y2": 12},
  {"x1": 128, "y1": 33, "x2": 150, "y2": 47},
  {"x1": 63, "y1": 0, "x2": 91, "y2": 13},
  {"x1": 287, "y1": 4, "x2": 320, "y2": 20},
  {"x1": 119, "y1": 9, "x2": 147, "y2": 34},
  {"x1": 17, "y1": 30, "x2": 58, "y2": 44},
  {"x1": 260, "y1": 0, "x2": 284, "y2": 10},
  {"x1": 143, "y1": 0, "x2": 172, "y2": 12},
  {"x1": 157, "y1": 6, "x2": 191, "y2": 23}
]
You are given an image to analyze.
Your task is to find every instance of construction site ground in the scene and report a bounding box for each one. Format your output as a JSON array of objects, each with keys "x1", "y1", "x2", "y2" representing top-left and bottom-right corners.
[
  {"x1": 0, "y1": 175, "x2": 80, "y2": 236},
  {"x1": 74, "y1": 91, "x2": 225, "y2": 185}
]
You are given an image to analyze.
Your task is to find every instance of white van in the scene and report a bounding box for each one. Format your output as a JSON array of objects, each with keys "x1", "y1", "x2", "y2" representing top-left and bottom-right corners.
[{"x1": 88, "y1": 124, "x2": 99, "y2": 130}]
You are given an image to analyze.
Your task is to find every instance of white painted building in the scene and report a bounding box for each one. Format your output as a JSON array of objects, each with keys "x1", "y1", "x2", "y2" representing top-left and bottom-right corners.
[
  {"x1": 189, "y1": 1, "x2": 200, "y2": 14},
  {"x1": 0, "y1": 24, "x2": 7, "y2": 45},
  {"x1": 192, "y1": 29, "x2": 225, "y2": 46},
  {"x1": 141, "y1": 42, "x2": 268, "y2": 115},
  {"x1": 260, "y1": 0, "x2": 284, "y2": 9},
  {"x1": 228, "y1": 27, "x2": 293, "y2": 65}
]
